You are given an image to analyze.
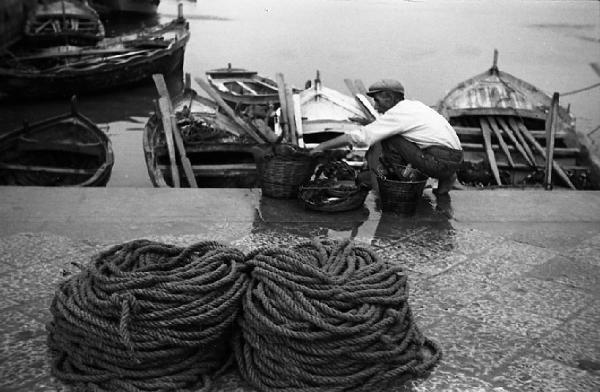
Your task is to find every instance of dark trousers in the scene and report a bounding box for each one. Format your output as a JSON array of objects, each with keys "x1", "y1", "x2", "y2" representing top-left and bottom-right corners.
[{"x1": 380, "y1": 135, "x2": 463, "y2": 179}]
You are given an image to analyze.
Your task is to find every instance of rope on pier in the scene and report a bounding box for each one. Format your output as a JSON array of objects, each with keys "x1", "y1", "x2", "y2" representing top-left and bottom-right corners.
[
  {"x1": 235, "y1": 238, "x2": 442, "y2": 391},
  {"x1": 47, "y1": 239, "x2": 248, "y2": 392}
]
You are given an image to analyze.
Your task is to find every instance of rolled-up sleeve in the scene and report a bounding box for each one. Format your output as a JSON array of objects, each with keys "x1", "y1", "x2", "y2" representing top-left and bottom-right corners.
[{"x1": 347, "y1": 111, "x2": 404, "y2": 148}]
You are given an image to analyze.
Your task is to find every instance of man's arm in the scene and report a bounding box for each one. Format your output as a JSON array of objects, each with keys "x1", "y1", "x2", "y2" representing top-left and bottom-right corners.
[{"x1": 309, "y1": 134, "x2": 354, "y2": 156}]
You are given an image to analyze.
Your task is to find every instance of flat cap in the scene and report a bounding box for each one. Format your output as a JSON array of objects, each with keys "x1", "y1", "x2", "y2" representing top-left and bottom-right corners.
[{"x1": 366, "y1": 79, "x2": 405, "y2": 97}]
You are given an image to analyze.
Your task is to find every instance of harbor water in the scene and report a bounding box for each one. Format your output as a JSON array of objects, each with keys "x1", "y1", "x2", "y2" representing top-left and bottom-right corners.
[{"x1": 1, "y1": 0, "x2": 598, "y2": 187}]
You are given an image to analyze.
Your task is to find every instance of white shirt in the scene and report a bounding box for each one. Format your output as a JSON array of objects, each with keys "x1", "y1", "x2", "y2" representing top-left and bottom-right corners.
[{"x1": 348, "y1": 100, "x2": 462, "y2": 150}]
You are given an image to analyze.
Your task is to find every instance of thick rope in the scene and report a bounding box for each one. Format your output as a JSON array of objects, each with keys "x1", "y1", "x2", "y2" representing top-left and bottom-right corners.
[
  {"x1": 47, "y1": 239, "x2": 248, "y2": 392},
  {"x1": 235, "y1": 238, "x2": 442, "y2": 392}
]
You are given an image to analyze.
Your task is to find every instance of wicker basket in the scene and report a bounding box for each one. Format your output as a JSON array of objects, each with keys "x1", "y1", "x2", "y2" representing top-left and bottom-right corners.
[
  {"x1": 300, "y1": 182, "x2": 370, "y2": 213},
  {"x1": 299, "y1": 160, "x2": 371, "y2": 212},
  {"x1": 255, "y1": 144, "x2": 316, "y2": 198},
  {"x1": 376, "y1": 168, "x2": 427, "y2": 214}
]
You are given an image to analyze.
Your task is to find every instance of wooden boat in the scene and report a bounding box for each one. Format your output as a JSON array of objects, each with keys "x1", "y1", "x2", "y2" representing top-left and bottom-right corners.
[
  {"x1": 0, "y1": 98, "x2": 114, "y2": 186},
  {"x1": 143, "y1": 87, "x2": 261, "y2": 188},
  {"x1": 89, "y1": 0, "x2": 159, "y2": 14},
  {"x1": 437, "y1": 50, "x2": 600, "y2": 189},
  {"x1": 206, "y1": 64, "x2": 281, "y2": 107},
  {"x1": 282, "y1": 73, "x2": 371, "y2": 167},
  {"x1": 24, "y1": 0, "x2": 105, "y2": 47},
  {"x1": 0, "y1": 12, "x2": 188, "y2": 100}
]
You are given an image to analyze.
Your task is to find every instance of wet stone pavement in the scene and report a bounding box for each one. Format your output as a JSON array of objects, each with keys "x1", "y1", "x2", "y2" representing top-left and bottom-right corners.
[{"x1": 0, "y1": 187, "x2": 599, "y2": 391}]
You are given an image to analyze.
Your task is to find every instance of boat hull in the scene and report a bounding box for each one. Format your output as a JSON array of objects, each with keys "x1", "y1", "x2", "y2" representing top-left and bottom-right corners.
[
  {"x1": 143, "y1": 89, "x2": 260, "y2": 188},
  {"x1": 0, "y1": 107, "x2": 114, "y2": 187},
  {"x1": 0, "y1": 19, "x2": 188, "y2": 100},
  {"x1": 90, "y1": 0, "x2": 158, "y2": 14}
]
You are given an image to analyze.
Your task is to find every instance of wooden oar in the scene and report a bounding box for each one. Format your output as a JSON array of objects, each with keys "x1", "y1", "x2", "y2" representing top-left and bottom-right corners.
[
  {"x1": 275, "y1": 73, "x2": 291, "y2": 143},
  {"x1": 153, "y1": 74, "x2": 197, "y2": 187},
  {"x1": 486, "y1": 116, "x2": 515, "y2": 168},
  {"x1": 495, "y1": 116, "x2": 534, "y2": 166},
  {"x1": 157, "y1": 97, "x2": 180, "y2": 187},
  {"x1": 292, "y1": 93, "x2": 305, "y2": 147},
  {"x1": 479, "y1": 118, "x2": 502, "y2": 185},
  {"x1": 544, "y1": 93, "x2": 560, "y2": 189},
  {"x1": 344, "y1": 78, "x2": 359, "y2": 96},
  {"x1": 514, "y1": 119, "x2": 576, "y2": 189},
  {"x1": 507, "y1": 117, "x2": 537, "y2": 165}
]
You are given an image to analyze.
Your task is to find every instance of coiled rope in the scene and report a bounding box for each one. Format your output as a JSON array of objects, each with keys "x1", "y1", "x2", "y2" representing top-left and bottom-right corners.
[
  {"x1": 235, "y1": 238, "x2": 442, "y2": 391},
  {"x1": 47, "y1": 239, "x2": 248, "y2": 392}
]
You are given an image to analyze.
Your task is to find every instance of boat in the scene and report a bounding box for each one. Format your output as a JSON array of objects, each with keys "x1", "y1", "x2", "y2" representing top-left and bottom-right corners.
[
  {"x1": 24, "y1": 0, "x2": 105, "y2": 47},
  {"x1": 437, "y1": 50, "x2": 600, "y2": 189},
  {"x1": 0, "y1": 10, "x2": 188, "y2": 100},
  {"x1": 0, "y1": 98, "x2": 114, "y2": 186},
  {"x1": 206, "y1": 64, "x2": 281, "y2": 107},
  {"x1": 89, "y1": 0, "x2": 159, "y2": 14},
  {"x1": 279, "y1": 72, "x2": 372, "y2": 167},
  {"x1": 143, "y1": 86, "x2": 261, "y2": 188}
]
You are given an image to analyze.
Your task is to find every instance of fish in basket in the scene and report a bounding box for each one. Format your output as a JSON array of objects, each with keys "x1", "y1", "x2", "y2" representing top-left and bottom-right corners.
[{"x1": 299, "y1": 160, "x2": 371, "y2": 212}]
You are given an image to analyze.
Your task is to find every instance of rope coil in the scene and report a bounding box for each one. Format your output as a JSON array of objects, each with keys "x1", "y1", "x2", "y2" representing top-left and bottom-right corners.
[
  {"x1": 235, "y1": 239, "x2": 441, "y2": 391},
  {"x1": 48, "y1": 239, "x2": 248, "y2": 392}
]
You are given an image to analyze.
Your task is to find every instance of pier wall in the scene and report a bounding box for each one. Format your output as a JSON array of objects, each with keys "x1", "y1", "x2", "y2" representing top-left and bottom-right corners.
[{"x1": 0, "y1": 0, "x2": 37, "y2": 49}]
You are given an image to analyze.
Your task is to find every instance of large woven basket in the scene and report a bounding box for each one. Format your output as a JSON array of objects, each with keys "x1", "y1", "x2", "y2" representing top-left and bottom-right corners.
[
  {"x1": 375, "y1": 167, "x2": 427, "y2": 214},
  {"x1": 299, "y1": 160, "x2": 371, "y2": 213},
  {"x1": 255, "y1": 144, "x2": 316, "y2": 198}
]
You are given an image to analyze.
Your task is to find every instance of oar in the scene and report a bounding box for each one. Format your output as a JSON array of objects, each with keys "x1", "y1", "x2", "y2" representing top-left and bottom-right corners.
[
  {"x1": 544, "y1": 93, "x2": 560, "y2": 190},
  {"x1": 486, "y1": 116, "x2": 515, "y2": 168},
  {"x1": 479, "y1": 118, "x2": 502, "y2": 185},
  {"x1": 496, "y1": 116, "x2": 534, "y2": 166}
]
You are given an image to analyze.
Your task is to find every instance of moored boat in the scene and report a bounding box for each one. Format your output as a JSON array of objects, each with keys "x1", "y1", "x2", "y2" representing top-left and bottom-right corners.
[
  {"x1": 0, "y1": 11, "x2": 189, "y2": 100},
  {"x1": 437, "y1": 50, "x2": 600, "y2": 189},
  {"x1": 0, "y1": 98, "x2": 114, "y2": 186},
  {"x1": 206, "y1": 64, "x2": 281, "y2": 107},
  {"x1": 24, "y1": 0, "x2": 105, "y2": 47},
  {"x1": 286, "y1": 73, "x2": 372, "y2": 167},
  {"x1": 89, "y1": 0, "x2": 159, "y2": 14},
  {"x1": 143, "y1": 87, "x2": 261, "y2": 188}
]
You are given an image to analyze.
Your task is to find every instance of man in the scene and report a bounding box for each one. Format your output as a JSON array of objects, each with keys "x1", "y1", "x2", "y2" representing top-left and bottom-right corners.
[{"x1": 309, "y1": 79, "x2": 463, "y2": 195}]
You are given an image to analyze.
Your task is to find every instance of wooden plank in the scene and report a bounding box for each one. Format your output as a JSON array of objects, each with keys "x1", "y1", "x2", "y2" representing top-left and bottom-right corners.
[
  {"x1": 355, "y1": 94, "x2": 378, "y2": 120},
  {"x1": 354, "y1": 79, "x2": 375, "y2": 106},
  {"x1": 486, "y1": 116, "x2": 515, "y2": 168},
  {"x1": 479, "y1": 118, "x2": 502, "y2": 185},
  {"x1": 0, "y1": 163, "x2": 96, "y2": 175},
  {"x1": 454, "y1": 125, "x2": 566, "y2": 140},
  {"x1": 152, "y1": 73, "x2": 171, "y2": 103},
  {"x1": 544, "y1": 93, "x2": 560, "y2": 189},
  {"x1": 284, "y1": 83, "x2": 298, "y2": 145},
  {"x1": 460, "y1": 143, "x2": 579, "y2": 157},
  {"x1": 195, "y1": 78, "x2": 267, "y2": 144},
  {"x1": 515, "y1": 119, "x2": 576, "y2": 189},
  {"x1": 169, "y1": 114, "x2": 198, "y2": 188},
  {"x1": 275, "y1": 73, "x2": 290, "y2": 143},
  {"x1": 158, "y1": 97, "x2": 180, "y2": 187},
  {"x1": 16, "y1": 138, "x2": 103, "y2": 156},
  {"x1": 506, "y1": 117, "x2": 537, "y2": 164},
  {"x1": 292, "y1": 93, "x2": 305, "y2": 148},
  {"x1": 495, "y1": 116, "x2": 534, "y2": 166}
]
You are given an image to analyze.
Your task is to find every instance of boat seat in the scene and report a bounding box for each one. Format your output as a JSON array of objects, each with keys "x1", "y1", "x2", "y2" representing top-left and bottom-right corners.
[{"x1": 16, "y1": 137, "x2": 104, "y2": 156}]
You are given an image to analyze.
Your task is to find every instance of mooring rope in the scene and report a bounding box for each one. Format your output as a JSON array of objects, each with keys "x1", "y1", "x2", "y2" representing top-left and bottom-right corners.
[
  {"x1": 47, "y1": 239, "x2": 248, "y2": 392},
  {"x1": 235, "y1": 238, "x2": 442, "y2": 392}
]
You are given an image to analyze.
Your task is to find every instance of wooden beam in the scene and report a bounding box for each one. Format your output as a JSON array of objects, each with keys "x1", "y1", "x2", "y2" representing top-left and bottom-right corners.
[
  {"x1": 544, "y1": 93, "x2": 560, "y2": 190},
  {"x1": 344, "y1": 78, "x2": 359, "y2": 96},
  {"x1": 486, "y1": 116, "x2": 515, "y2": 168},
  {"x1": 284, "y1": 83, "x2": 298, "y2": 145},
  {"x1": 275, "y1": 73, "x2": 290, "y2": 143},
  {"x1": 495, "y1": 116, "x2": 534, "y2": 166},
  {"x1": 0, "y1": 163, "x2": 96, "y2": 175},
  {"x1": 479, "y1": 118, "x2": 502, "y2": 185},
  {"x1": 515, "y1": 119, "x2": 576, "y2": 189},
  {"x1": 292, "y1": 93, "x2": 305, "y2": 147},
  {"x1": 16, "y1": 138, "x2": 103, "y2": 156},
  {"x1": 454, "y1": 125, "x2": 566, "y2": 140},
  {"x1": 195, "y1": 78, "x2": 268, "y2": 144},
  {"x1": 157, "y1": 97, "x2": 180, "y2": 187}
]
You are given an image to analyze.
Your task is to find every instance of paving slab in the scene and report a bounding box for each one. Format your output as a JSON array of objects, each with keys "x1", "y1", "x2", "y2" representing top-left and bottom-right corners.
[{"x1": 0, "y1": 186, "x2": 599, "y2": 391}]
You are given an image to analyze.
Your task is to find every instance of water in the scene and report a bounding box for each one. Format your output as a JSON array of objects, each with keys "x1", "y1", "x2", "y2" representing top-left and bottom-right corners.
[{"x1": 1, "y1": 0, "x2": 599, "y2": 187}]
